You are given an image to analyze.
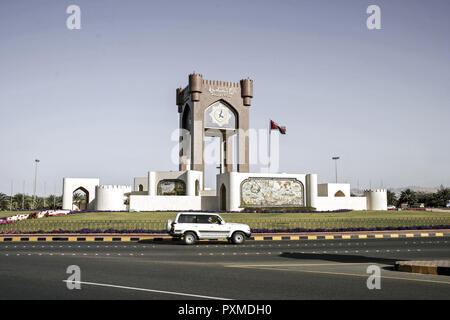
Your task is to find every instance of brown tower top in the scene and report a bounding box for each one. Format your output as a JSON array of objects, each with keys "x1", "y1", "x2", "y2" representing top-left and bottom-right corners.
[
  {"x1": 176, "y1": 73, "x2": 253, "y2": 112},
  {"x1": 176, "y1": 73, "x2": 253, "y2": 177}
]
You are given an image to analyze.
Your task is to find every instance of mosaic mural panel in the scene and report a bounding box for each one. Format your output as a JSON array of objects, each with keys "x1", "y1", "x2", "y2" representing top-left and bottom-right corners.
[
  {"x1": 157, "y1": 179, "x2": 186, "y2": 196},
  {"x1": 241, "y1": 178, "x2": 304, "y2": 207}
]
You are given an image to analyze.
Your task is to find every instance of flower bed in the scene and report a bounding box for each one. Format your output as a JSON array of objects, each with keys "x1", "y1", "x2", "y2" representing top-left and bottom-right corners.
[{"x1": 0, "y1": 210, "x2": 71, "y2": 224}]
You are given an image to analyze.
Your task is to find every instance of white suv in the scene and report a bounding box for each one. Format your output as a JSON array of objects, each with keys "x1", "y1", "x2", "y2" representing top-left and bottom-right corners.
[{"x1": 167, "y1": 213, "x2": 251, "y2": 245}]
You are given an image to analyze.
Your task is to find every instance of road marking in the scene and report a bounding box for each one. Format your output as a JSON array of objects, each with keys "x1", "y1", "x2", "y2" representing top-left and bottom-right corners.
[
  {"x1": 228, "y1": 265, "x2": 450, "y2": 286},
  {"x1": 227, "y1": 262, "x2": 374, "y2": 268},
  {"x1": 62, "y1": 280, "x2": 232, "y2": 300}
]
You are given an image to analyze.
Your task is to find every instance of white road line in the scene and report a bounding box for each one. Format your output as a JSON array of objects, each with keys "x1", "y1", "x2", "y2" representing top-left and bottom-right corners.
[{"x1": 62, "y1": 280, "x2": 232, "y2": 300}]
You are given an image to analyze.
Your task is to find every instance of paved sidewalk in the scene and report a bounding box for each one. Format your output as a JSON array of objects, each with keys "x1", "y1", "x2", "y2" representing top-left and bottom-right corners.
[
  {"x1": 395, "y1": 260, "x2": 450, "y2": 275},
  {"x1": 0, "y1": 229, "x2": 449, "y2": 242}
]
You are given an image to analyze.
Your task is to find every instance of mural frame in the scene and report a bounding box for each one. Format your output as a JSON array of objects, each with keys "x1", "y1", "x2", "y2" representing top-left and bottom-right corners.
[
  {"x1": 240, "y1": 177, "x2": 305, "y2": 208},
  {"x1": 157, "y1": 179, "x2": 187, "y2": 196}
]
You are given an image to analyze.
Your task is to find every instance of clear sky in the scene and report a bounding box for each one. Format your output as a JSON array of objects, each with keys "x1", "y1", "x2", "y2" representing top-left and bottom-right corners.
[{"x1": 1, "y1": 0, "x2": 449, "y2": 195}]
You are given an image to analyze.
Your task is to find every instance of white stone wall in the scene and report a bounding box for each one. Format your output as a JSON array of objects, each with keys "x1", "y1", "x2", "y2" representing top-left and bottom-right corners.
[
  {"x1": 133, "y1": 177, "x2": 148, "y2": 192},
  {"x1": 129, "y1": 195, "x2": 218, "y2": 211},
  {"x1": 147, "y1": 170, "x2": 203, "y2": 196},
  {"x1": 318, "y1": 183, "x2": 351, "y2": 197},
  {"x1": 95, "y1": 185, "x2": 131, "y2": 211},
  {"x1": 315, "y1": 197, "x2": 367, "y2": 211},
  {"x1": 62, "y1": 178, "x2": 100, "y2": 210},
  {"x1": 306, "y1": 174, "x2": 318, "y2": 208}
]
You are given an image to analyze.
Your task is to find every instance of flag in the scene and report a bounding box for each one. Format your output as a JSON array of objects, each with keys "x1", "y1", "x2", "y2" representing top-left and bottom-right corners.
[{"x1": 270, "y1": 120, "x2": 286, "y2": 134}]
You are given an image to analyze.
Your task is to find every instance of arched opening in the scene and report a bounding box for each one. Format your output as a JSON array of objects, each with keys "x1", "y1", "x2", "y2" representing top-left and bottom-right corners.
[
  {"x1": 204, "y1": 100, "x2": 237, "y2": 130},
  {"x1": 220, "y1": 184, "x2": 227, "y2": 211},
  {"x1": 180, "y1": 104, "x2": 192, "y2": 169},
  {"x1": 72, "y1": 187, "x2": 89, "y2": 211},
  {"x1": 182, "y1": 104, "x2": 192, "y2": 131},
  {"x1": 334, "y1": 190, "x2": 345, "y2": 197},
  {"x1": 204, "y1": 100, "x2": 239, "y2": 186},
  {"x1": 138, "y1": 184, "x2": 144, "y2": 192},
  {"x1": 195, "y1": 180, "x2": 200, "y2": 196}
]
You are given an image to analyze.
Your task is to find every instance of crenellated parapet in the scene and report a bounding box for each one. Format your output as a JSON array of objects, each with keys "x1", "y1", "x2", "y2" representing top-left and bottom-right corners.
[{"x1": 176, "y1": 73, "x2": 253, "y2": 111}]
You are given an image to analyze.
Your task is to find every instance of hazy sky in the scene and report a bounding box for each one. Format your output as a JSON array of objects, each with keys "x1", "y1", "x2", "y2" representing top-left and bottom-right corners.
[{"x1": 1, "y1": 0, "x2": 449, "y2": 195}]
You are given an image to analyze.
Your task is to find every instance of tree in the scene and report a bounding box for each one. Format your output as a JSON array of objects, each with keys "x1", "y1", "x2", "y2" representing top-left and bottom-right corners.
[
  {"x1": 0, "y1": 193, "x2": 10, "y2": 210},
  {"x1": 416, "y1": 192, "x2": 435, "y2": 207},
  {"x1": 434, "y1": 185, "x2": 450, "y2": 207},
  {"x1": 397, "y1": 189, "x2": 417, "y2": 207},
  {"x1": 72, "y1": 192, "x2": 86, "y2": 210},
  {"x1": 387, "y1": 190, "x2": 397, "y2": 206},
  {"x1": 46, "y1": 195, "x2": 62, "y2": 209}
]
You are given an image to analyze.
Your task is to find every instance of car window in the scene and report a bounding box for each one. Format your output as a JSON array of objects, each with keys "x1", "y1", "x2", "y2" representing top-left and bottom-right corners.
[
  {"x1": 210, "y1": 215, "x2": 222, "y2": 224},
  {"x1": 196, "y1": 215, "x2": 211, "y2": 224},
  {"x1": 197, "y1": 215, "x2": 221, "y2": 224},
  {"x1": 178, "y1": 214, "x2": 196, "y2": 223}
]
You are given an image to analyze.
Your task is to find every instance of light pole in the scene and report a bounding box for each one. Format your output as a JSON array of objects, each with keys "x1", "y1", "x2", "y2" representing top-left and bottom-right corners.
[
  {"x1": 332, "y1": 156, "x2": 340, "y2": 183},
  {"x1": 22, "y1": 180, "x2": 25, "y2": 209},
  {"x1": 33, "y1": 159, "x2": 40, "y2": 209},
  {"x1": 10, "y1": 181, "x2": 13, "y2": 211}
]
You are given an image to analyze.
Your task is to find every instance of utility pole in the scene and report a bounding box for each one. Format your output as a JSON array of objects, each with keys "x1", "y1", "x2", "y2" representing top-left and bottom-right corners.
[
  {"x1": 33, "y1": 159, "x2": 40, "y2": 209},
  {"x1": 54, "y1": 182, "x2": 56, "y2": 209},
  {"x1": 332, "y1": 157, "x2": 340, "y2": 183},
  {"x1": 10, "y1": 181, "x2": 13, "y2": 211},
  {"x1": 22, "y1": 180, "x2": 25, "y2": 209},
  {"x1": 43, "y1": 182, "x2": 46, "y2": 208}
]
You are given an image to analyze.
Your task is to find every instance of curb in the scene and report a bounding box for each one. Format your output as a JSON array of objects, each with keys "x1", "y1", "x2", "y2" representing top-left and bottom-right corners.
[
  {"x1": 0, "y1": 231, "x2": 448, "y2": 242},
  {"x1": 395, "y1": 261, "x2": 450, "y2": 276}
]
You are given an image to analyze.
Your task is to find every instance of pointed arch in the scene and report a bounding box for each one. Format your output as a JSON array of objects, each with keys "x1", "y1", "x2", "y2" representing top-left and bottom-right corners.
[
  {"x1": 334, "y1": 190, "x2": 345, "y2": 197},
  {"x1": 73, "y1": 186, "x2": 89, "y2": 211},
  {"x1": 220, "y1": 184, "x2": 227, "y2": 211},
  {"x1": 195, "y1": 180, "x2": 200, "y2": 196},
  {"x1": 204, "y1": 100, "x2": 238, "y2": 130}
]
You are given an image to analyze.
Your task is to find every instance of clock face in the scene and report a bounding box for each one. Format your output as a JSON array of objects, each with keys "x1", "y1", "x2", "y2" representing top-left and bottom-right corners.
[{"x1": 209, "y1": 104, "x2": 231, "y2": 127}]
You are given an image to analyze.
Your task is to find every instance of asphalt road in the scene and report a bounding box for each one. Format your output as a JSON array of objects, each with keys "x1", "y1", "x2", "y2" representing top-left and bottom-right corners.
[{"x1": 1, "y1": 237, "x2": 449, "y2": 300}]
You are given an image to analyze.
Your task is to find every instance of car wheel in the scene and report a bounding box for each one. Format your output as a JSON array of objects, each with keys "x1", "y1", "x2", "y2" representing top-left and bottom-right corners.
[
  {"x1": 231, "y1": 232, "x2": 245, "y2": 245},
  {"x1": 183, "y1": 232, "x2": 196, "y2": 245}
]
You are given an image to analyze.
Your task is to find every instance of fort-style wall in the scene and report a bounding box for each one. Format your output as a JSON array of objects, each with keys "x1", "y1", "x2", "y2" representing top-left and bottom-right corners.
[
  {"x1": 128, "y1": 195, "x2": 218, "y2": 211},
  {"x1": 364, "y1": 189, "x2": 388, "y2": 211},
  {"x1": 95, "y1": 185, "x2": 131, "y2": 211},
  {"x1": 314, "y1": 197, "x2": 367, "y2": 211}
]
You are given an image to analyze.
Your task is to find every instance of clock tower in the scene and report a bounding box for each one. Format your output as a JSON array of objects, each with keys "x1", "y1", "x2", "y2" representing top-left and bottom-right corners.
[{"x1": 176, "y1": 73, "x2": 253, "y2": 179}]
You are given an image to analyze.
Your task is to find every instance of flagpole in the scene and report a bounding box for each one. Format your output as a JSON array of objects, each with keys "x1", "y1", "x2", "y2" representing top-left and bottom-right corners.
[{"x1": 268, "y1": 120, "x2": 271, "y2": 173}]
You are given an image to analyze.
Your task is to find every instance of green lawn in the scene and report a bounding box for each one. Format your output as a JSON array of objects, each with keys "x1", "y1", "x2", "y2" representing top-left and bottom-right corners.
[
  {"x1": 0, "y1": 211, "x2": 36, "y2": 217},
  {"x1": 1, "y1": 210, "x2": 450, "y2": 233}
]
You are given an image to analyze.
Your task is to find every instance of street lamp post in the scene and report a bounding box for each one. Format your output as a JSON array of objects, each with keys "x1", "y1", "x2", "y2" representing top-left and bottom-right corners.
[
  {"x1": 33, "y1": 159, "x2": 40, "y2": 209},
  {"x1": 332, "y1": 156, "x2": 340, "y2": 183}
]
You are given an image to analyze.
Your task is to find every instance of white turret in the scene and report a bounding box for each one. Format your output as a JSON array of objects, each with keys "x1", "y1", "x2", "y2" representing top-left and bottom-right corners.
[
  {"x1": 95, "y1": 185, "x2": 131, "y2": 211},
  {"x1": 364, "y1": 189, "x2": 387, "y2": 211}
]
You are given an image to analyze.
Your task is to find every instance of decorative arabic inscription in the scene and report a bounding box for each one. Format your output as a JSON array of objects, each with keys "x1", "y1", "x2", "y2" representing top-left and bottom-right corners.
[
  {"x1": 241, "y1": 178, "x2": 304, "y2": 207},
  {"x1": 208, "y1": 86, "x2": 236, "y2": 98}
]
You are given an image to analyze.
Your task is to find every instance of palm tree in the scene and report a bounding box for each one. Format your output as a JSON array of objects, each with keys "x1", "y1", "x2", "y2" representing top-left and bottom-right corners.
[
  {"x1": 46, "y1": 195, "x2": 62, "y2": 209},
  {"x1": 397, "y1": 189, "x2": 417, "y2": 207},
  {"x1": 387, "y1": 190, "x2": 397, "y2": 206},
  {"x1": 0, "y1": 193, "x2": 9, "y2": 211},
  {"x1": 12, "y1": 193, "x2": 26, "y2": 210},
  {"x1": 72, "y1": 192, "x2": 86, "y2": 210}
]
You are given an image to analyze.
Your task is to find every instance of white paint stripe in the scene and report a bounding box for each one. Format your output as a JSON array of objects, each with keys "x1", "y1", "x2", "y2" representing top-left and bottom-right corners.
[{"x1": 62, "y1": 280, "x2": 232, "y2": 300}]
